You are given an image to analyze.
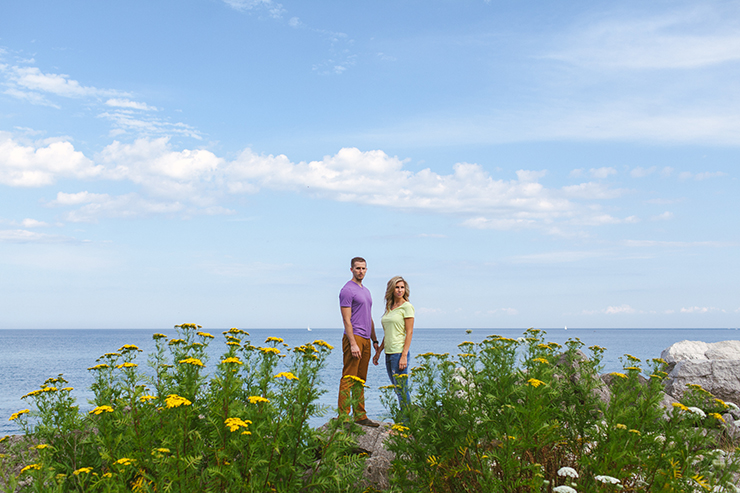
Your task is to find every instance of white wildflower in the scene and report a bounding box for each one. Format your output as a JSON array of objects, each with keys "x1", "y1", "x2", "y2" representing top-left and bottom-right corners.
[
  {"x1": 553, "y1": 486, "x2": 577, "y2": 493},
  {"x1": 595, "y1": 475, "x2": 621, "y2": 484},
  {"x1": 557, "y1": 467, "x2": 579, "y2": 479},
  {"x1": 726, "y1": 402, "x2": 739, "y2": 411},
  {"x1": 688, "y1": 406, "x2": 707, "y2": 418}
]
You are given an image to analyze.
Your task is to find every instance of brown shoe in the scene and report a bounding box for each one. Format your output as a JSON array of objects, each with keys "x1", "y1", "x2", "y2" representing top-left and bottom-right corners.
[{"x1": 355, "y1": 418, "x2": 380, "y2": 427}]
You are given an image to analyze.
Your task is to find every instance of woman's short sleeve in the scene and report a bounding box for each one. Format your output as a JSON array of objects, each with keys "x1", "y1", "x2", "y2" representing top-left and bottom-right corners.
[{"x1": 401, "y1": 303, "x2": 415, "y2": 319}]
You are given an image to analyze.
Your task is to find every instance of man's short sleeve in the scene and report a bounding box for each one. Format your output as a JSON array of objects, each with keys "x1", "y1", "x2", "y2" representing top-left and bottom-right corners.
[{"x1": 339, "y1": 284, "x2": 353, "y2": 307}]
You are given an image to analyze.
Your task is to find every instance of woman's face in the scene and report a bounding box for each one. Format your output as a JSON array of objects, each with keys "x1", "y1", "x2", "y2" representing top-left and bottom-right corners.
[{"x1": 394, "y1": 281, "x2": 406, "y2": 300}]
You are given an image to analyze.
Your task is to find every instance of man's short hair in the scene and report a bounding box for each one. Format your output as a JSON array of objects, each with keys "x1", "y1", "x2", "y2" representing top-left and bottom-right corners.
[{"x1": 351, "y1": 257, "x2": 366, "y2": 268}]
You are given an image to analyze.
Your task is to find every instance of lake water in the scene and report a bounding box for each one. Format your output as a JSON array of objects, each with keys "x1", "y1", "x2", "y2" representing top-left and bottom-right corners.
[{"x1": 2, "y1": 327, "x2": 739, "y2": 435}]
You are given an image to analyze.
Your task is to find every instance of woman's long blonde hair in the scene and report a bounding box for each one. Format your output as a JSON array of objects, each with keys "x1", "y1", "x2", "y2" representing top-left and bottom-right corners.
[{"x1": 384, "y1": 276, "x2": 410, "y2": 313}]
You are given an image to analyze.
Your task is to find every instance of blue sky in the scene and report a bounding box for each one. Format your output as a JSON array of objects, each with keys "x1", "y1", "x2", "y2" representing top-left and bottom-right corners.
[{"x1": 0, "y1": 0, "x2": 738, "y2": 329}]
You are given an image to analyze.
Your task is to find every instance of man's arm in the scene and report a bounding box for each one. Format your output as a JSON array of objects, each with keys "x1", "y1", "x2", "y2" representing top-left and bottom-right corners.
[{"x1": 341, "y1": 306, "x2": 361, "y2": 358}]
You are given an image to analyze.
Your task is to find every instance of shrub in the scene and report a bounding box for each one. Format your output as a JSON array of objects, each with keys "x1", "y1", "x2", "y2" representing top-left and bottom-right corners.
[
  {"x1": 9, "y1": 324, "x2": 366, "y2": 492},
  {"x1": 380, "y1": 328, "x2": 740, "y2": 492}
]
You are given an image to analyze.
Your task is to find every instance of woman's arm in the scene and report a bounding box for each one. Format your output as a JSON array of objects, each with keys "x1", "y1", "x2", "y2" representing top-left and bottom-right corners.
[
  {"x1": 372, "y1": 338, "x2": 385, "y2": 366},
  {"x1": 398, "y1": 317, "x2": 414, "y2": 370}
]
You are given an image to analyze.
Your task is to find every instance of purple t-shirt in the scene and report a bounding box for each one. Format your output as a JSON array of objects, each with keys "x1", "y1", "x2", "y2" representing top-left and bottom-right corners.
[{"x1": 339, "y1": 280, "x2": 373, "y2": 339}]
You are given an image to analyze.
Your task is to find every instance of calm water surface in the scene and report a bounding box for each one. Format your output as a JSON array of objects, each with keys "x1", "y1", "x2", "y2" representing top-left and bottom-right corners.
[{"x1": 2, "y1": 327, "x2": 738, "y2": 434}]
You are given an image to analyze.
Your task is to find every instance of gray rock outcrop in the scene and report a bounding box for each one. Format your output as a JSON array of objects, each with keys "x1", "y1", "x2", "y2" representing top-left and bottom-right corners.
[{"x1": 662, "y1": 340, "x2": 740, "y2": 405}]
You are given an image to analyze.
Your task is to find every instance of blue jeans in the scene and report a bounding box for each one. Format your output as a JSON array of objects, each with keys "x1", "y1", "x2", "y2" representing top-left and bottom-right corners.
[{"x1": 385, "y1": 352, "x2": 411, "y2": 412}]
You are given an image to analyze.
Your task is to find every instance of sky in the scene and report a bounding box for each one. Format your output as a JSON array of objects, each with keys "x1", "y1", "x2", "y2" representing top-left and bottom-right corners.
[{"x1": 0, "y1": 0, "x2": 738, "y2": 330}]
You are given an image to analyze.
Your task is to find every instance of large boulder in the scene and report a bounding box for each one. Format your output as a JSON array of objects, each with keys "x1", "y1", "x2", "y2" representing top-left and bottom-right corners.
[{"x1": 662, "y1": 340, "x2": 740, "y2": 405}]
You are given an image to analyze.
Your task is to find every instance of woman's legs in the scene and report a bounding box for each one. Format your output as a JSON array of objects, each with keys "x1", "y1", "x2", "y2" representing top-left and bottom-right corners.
[{"x1": 385, "y1": 352, "x2": 411, "y2": 412}]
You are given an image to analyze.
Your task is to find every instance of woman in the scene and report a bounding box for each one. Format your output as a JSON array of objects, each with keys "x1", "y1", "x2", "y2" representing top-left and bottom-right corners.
[{"x1": 373, "y1": 276, "x2": 414, "y2": 412}]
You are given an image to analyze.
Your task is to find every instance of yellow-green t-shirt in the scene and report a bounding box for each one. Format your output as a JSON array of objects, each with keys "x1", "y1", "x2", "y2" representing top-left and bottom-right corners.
[{"x1": 381, "y1": 302, "x2": 415, "y2": 354}]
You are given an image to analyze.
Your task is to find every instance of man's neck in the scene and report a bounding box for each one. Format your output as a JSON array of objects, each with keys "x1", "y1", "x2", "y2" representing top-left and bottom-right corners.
[{"x1": 351, "y1": 278, "x2": 363, "y2": 286}]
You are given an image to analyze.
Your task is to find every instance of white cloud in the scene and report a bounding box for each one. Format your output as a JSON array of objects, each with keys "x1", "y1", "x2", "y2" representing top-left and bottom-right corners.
[
  {"x1": 4, "y1": 65, "x2": 125, "y2": 99},
  {"x1": 97, "y1": 111, "x2": 202, "y2": 140},
  {"x1": 680, "y1": 306, "x2": 721, "y2": 314},
  {"x1": 105, "y1": 98, "x2": 157, "y2": 111},
  {"x1": 651, "y1": 211, "x2": 673, "y2": 221},
  {"x1": 21, "y1": 218, "x2": 49, "y2": 228},
  {"x1": 561, "y1": 182, "x2": 626, "y2": 199},
  {"x1": 0, "y1": 229, "x2": 73, "y2": 243},
  {"x1": 549, "y1": 6, "x2": 740, "y2": 70},
  {"x1": 223, "y1": 0, "x2": 285, "y2": 18},
  {"x1": 569, "y1": 168, "x2": 584, "y2": 178},
  {"x1": 631, "y1": 166, "x2": 656, "y2": 178},
  {"x1": 52, "y1": 192, "x2": 187, "y2": 223},
  {"x1": 0, "y1": 133, "x2": 102, "y2": 187},
  {"x1": 590, "y1": 167, "x2": 617, "y2": 179},
  {"x1": 678, "y1": 170, "x2": 728, "y2": 181},
  {"x1": 605, "y1": 304, "x2": 635, "y2": 314},
  {"x1": 508, "y1": 250, "x2": 607, "y2": 264}
]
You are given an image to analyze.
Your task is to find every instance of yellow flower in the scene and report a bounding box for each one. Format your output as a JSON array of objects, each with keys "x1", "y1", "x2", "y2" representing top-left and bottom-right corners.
[
  {"x1": 221, "y1": 357, "x2": 243, "y2": 365},
  {"x1": 103, "y1": 472, "x2": 113, "y2": 478},
  {"x1": 114, "y1": 457, "x2": 135, "y2": 466},
  {"x1": 224, "y1": 417, "x2": 253, "y2": 432},
  {"x1": 313, "y1": 340, "x2": 334, "y2": 350},
  {"x1": 379, "y1": 384, "x2": 396, "y2": 389},
  {"x1": 715, "y1": 398, "x2": 729, "y2": 409},
  {"x1": 34, "y1": 444, "x2": 51, "y2": 450},
  {"x1": 343, "y1": 375, "x2": 365, "y2": 384},
  {"x1": 9, "y1": 409, "x2": 30, "y2": 421},
  {"x1": 259, "y1": 347, "x2": 281, "y2": 355},
  {"x1": 615, "y1": 423, "x2": 627, "y2": 429},
  {"x1": 624, "y1": 366, "x2": 641, "y2": 371},
  {"x1": 168, "y1": 338, "x2": 185, "y2": 345},
  {"x1": 227, "y1": 328, "x2": 248, "y2": 335},
  {"x1": 0, "y1": 435, "x2": 9, "y2": 443},
  {"x1": 458, "y1": 353, "x2": 475, "y2": 358},
  {"x1": 532, "y1": 358, "x2": 549, "y2": 365},
  {"x1": 88, "y1": 364, "x2": 110, "y2": 371},
  {"x1": 610, "y1": 372, "x2": 627, "y2": 379},
  {"x1": 629, "y1": 429, "x2": 641, "y2": 435},
  {"x1": 274, "y1": 372, "x2": 298, "y2": 380},
  {"x1": 152, "y1": 333, "x2": 168, "y2": 340},
  {"x1": 165, "y1": 394, "x2": 192, "y2": 408},
  {"x1": 73, "y1": 467, "x2": 93, "y2": 475},
  {"x1": 103, "y1": 352, "x2": 120, "y2": 357},
  {"x1": 61, "y1": 387, "x2": 73, "y2": 391},
  {"x1": 90, "y1": 405, "x2": 114, "y2": 415},
  {"x1": 709, "y1": 412, "x2": 726, "y2": 423},
  {"x1": 672, "y1": 402, "x2": 689, "y2": 411},
  {"x1": 116, "y1": 362, "x2": 138, "y2": 369},
  {"x1": 248, "y1": 396, "x2": 270, "y2": 404},
  {"x1": 153, "y1": 448, "x2": 170, "y2": 454},
  {"x1": 391, "y1": 423, "x2": 409, "y2": 433},
  {"x1": 139, "y1": 395, "x2": 156, "y2": 403},
  {"x1": 265, "y1": 336, "x2": 284, "y2": 343},
  {"x1": 427, "y1": 455, "x2": 440, "y2": 466},
  {"x1": 20, "y1": 463, "x2": 42, "y2": 474},
  {"x1": 227, "y1": 341, "x2": 240, "y2": 346},
  {"x1": 119, "y1": 344, "x2": 140, "y2": 351},
  {"x1": 197, "y1": 331, "x2": 215, "y2": 338},
  {"x1": 179, "y1": 357, "x2": 205, "y2": 367},
  {"x1": 527, "y1": 378, "x2": 545, "y2": 388}
]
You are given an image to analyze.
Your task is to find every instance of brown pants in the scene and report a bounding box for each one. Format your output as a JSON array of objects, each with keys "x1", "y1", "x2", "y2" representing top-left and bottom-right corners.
[{"x1": 338, "y1": 334, "x2": 371, "y2": 420}]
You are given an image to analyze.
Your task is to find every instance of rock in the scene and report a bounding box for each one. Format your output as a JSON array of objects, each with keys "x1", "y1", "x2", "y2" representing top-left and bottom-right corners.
[
  {"x1": 354, "y1": 422, "x2": 394, "y2": 490},
  {"x1": 661, "y1": 340, "x2": 740, "y2": 406},
  {"x1": 315, "y1": 420, "x2": 394, "y2": 490}
]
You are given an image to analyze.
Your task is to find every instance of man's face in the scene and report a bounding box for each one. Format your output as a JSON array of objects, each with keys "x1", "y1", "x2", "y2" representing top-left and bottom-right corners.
[{"x1": 351, "y1": 262, "x2": 367, "y2": 282}]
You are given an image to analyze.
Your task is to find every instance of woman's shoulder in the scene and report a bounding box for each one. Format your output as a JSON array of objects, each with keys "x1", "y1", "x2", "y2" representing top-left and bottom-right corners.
[{"x1": 401, "y1": 301, "x2": 415, "y2": 312}]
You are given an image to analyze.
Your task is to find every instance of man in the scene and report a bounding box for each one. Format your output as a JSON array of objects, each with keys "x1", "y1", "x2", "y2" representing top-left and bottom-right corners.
[{"x1": 338, "y1": 257, "x2": 380, "y2": 427}]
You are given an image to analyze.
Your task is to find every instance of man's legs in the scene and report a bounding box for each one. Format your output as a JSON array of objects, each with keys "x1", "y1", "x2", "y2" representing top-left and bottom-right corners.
[{"x1": 337, "y1": 335, "x2": 371, "y2": 420}]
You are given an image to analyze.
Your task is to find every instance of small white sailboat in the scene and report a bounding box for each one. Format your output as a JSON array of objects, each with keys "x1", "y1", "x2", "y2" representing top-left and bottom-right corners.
[
  {"x1": 564, "y1": 325, "x2": 567, "y2": 330},
  {"x1": 307, "y1": 325, "x2": 311, "y2": 332}
]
